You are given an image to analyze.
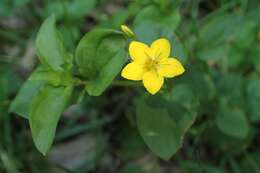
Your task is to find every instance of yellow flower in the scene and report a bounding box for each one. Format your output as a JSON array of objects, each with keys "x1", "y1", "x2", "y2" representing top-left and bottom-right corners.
[
  {"x1": 121, "y1": 25, "x2": 135, "y2": 38},
  {"x1": 121, "y1": 38, "x2": 185, "y2": 95}
]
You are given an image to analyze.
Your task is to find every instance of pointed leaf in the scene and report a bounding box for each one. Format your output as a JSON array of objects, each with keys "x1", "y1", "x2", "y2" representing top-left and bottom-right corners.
[
  {"x1": 29, "y1": 85, "x2": 73, "y2": 155},
  {"x1": 36, "y1": 15, "x2": 71, "y2": 71},
  {"x1": 216, "y1": 108, "x2": 249, "y2": 139},
  {"x1": 75, "y1": 28, "x2": 127, "y2": 96},
  {"x1": 136, "y1": 96, "x2": 196, "y2": 160},
  {"x1": 9, "y1": 80, "x2": 45, "y2": 119}
]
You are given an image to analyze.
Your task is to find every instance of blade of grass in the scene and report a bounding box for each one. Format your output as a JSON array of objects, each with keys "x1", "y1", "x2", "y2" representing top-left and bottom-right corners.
[
  {"x1": 228, "y1": 157, "x2": 242, "y2": 173},
  {"x1": 0, "y1": 150, "x2": 19, "y2": 173},
  {"x1": 55, "y1": 117, "x2": 112, "y2": 142},
  {"x1": 0, "y1": 30, "x2": 24, "y2": 44},
  {"x1": 244, "y1": 152, "x2": 260, "y2": 173}
]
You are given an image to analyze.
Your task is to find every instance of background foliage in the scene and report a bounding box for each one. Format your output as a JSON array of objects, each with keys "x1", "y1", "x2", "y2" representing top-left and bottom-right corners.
[{"x1": 0, "y1": 0, "x2": 260, "y2": 172}]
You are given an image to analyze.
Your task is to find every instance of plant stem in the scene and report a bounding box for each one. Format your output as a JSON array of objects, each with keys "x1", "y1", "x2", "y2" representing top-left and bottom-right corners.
[
  {"x1": 74, "y1": 79, "x2": 87, "y2": 86},
  {"x1": 74, "y1": 78, "x2": 140, "y2": 87}
]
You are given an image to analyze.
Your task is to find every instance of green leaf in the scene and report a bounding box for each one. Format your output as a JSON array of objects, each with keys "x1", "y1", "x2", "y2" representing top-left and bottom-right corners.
[
  {"x1": 170, "y1": 36, "x2": 188, "y2": 64},
  {"x1": 36, "y1": 15, "x2": 72, "y2": 71},
  {"x1": 246, "y1": 75, "x2": 260, "y2": 122},
  {"x1": 117, "y1": 118, "x2": 146, "y2": 160},
  {"x1": 154, "y1": 0, "x2": 174, "y2": 11},
  {"x1": 43, "y1": 0, "x2": 96, "y2": 20},
  {"x1": 9, "y1": 65, "x2": 74, "y2": 119},
  {"x1": 134, "y1": 21, "x2": 162, "y2": 44},
  {"x1": 233, "y1": 20, "x2": 257, "y2": 49},
  {"x1": 29, "y1": 66, "x2": 74, "y2": 87},
  {"x1": 136, "y1": 95, "x2": 196, "y2": 160},
  {"x1": 197, "y1": 16, "x2": 256, "y2": 66},
  {"x1": 66, "y1": 0, "x2": 96, "y2": 20},
  {"x1": 75, "y1": 28, "x2": 127, "y2": 96},
  {"x1": 133, "y1": 21, "x2": 187, "y2": 64},
  {"x1": 0, "y1": 0, "x2": 29, "y2": 17},
  {"x1": 9, "y1": 67, "x2": 49, "y2": 119},
  {"x1": 227, "y1": 46, "x2": 244, "y2": 68},
  {"x1": 215, "y1": 73, "x2": 244, "y2": 108},
  {"x1": 100, "y1": 10, "x2": 130, "y2": 29},
  {"x1": 60, "y1": 25, "x2": 80, "y2": 50},
  {"x1": 84, "y1": 50, "x2": 127, "y2": 96},
  {"x1": 0, "y1": 73, "x2": 8, "y2": 103},
  {"x1": 203, "y1": 124, "x2": 252, "y2": 153},
  {"x1": 134, "y1": 5, "x2": 181, "y2": 31},
  {"x1": 133, "y1": 5, "x2": 181, "y2": 44},
  {"x1": 196, "y1": 44, "x2": 227, "y2": 62},
  {"x1": 137, "y1": 98, "x2": 177, "y2": 160},
  {"x1": 216, "y1": 108, "x2": 249, "y2": 139},
  {"x1": 9, "y1": 80, "x2": 45, "y2": 119},
  {"x1": 167, "y1": 84, "x2": 199, "y2": 112},
  {"x1": 196, "y1": 14, "x2": 242, "y2": 62},
  {"x1": 180, "y1": 61, "x2": 216, "y2": 102},
  {"x1": 29, "y1": 85, "x2": 73, "y2": 155},
  {"x1": 199, "y1": 14, "x2": 242, "y2": 45},
  {"x1": 251, "y1": 45, "x2": 260, "y2": 72}
]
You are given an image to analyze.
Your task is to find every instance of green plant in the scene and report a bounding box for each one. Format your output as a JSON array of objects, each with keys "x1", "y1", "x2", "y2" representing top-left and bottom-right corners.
[{"x1": 1, "y1": 0, "x2": 260, "y2": 172}]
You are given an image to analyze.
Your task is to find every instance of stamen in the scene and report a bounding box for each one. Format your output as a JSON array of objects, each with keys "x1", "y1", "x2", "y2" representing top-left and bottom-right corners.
[
  {"x1": 144, "y1": 51, "x2": 153, "y2": 59},
  {"x1": 155, "y1": 51, "x2": 162, "y2": 60}
]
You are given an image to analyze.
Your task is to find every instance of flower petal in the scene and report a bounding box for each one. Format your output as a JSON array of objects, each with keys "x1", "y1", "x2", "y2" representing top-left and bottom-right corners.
[
  {"x1": 150, "y1": 38, "x2": 171, "y2": 60},
  {"x1": 143, "y1": 70, "x2": 164, "y2": 95},
  {"x1": 121, "y1": 62, "x2": 144, "y2": 81},
  {"x1": 129, "y1": 41, "x2": 150, "y2": 63},
  {"x1": 158, "y1": 58, "x2": 185, "y2": 78}
]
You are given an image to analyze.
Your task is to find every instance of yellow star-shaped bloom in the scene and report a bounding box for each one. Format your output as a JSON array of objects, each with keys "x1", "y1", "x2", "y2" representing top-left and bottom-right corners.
[{"x1": 121, "y1": 38, "x2": 185, "y2": 95}]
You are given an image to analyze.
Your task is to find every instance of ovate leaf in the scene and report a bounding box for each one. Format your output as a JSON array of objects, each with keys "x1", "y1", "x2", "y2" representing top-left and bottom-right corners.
[
  {"x1": 85, "y1": 49, "x2": 127, "y2": 96},
  {"x1": 216, "y1": 108, "x2": 249, "y2": 139},
  {"x1": 75, "y1": 28, "x2": 127, "y2": 96},
  {"x1": 29, "y1": 85, "x2": 73, "y2": 155},
  {"x1": 136, "y1": 95, "x2": 196, "y2": 160},
  {"x1": 36, "y1": 15, "x2": 72, "y2": 71},
  {"x1": 9, "y1": 67, "x2": 49, "y2": 119},
  {"x1": 9, "y1": 65, "x2": 74, "y2": 119},
  {"x1": 196, "y1": 14, "x2": 242, "y2": 62},
  {"x1": 117, "y1": 118, "x2": 146, "y2": 160},
  {"x1": 137, "y1": 97, "x2": 178, "y2": 160},
  {"x1": 134, "y1": 21, "x2": 163, "y2": 44},
  {"x1": 43, "y1": 0, "x2": 96, "y2": 20},
  {"x1": 215, "y1": 73, "x2": 244, "y2": 108},
  {"x1": 180, "y1": 61, "x2": 216, "y2": 102},
  {"x1": 133, "y1": 5, "x2": 181, "y2": 44},
  {"x1": 66, "y1": 0, "x2": 96, "y2": 20},
  {"x1": 9, "y1": 80, "x2": 45, "y2": 119},
  {"x1": 134, "y1": 5, "x2": 181, "y2": 31},
  {"x1": 246, "y1": 75, "x2": 260, "y2": 122}
]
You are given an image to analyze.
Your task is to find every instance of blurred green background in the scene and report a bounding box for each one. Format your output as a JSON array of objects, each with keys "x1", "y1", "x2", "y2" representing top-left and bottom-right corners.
[{"x1": 0, "y1": 0, "x2": 260, "y2": 172}]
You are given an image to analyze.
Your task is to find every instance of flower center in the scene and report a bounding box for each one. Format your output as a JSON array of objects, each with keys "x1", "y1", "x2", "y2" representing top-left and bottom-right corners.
[{"x1": 144, "y1": 59, "x2": 159, "y2": 71}]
